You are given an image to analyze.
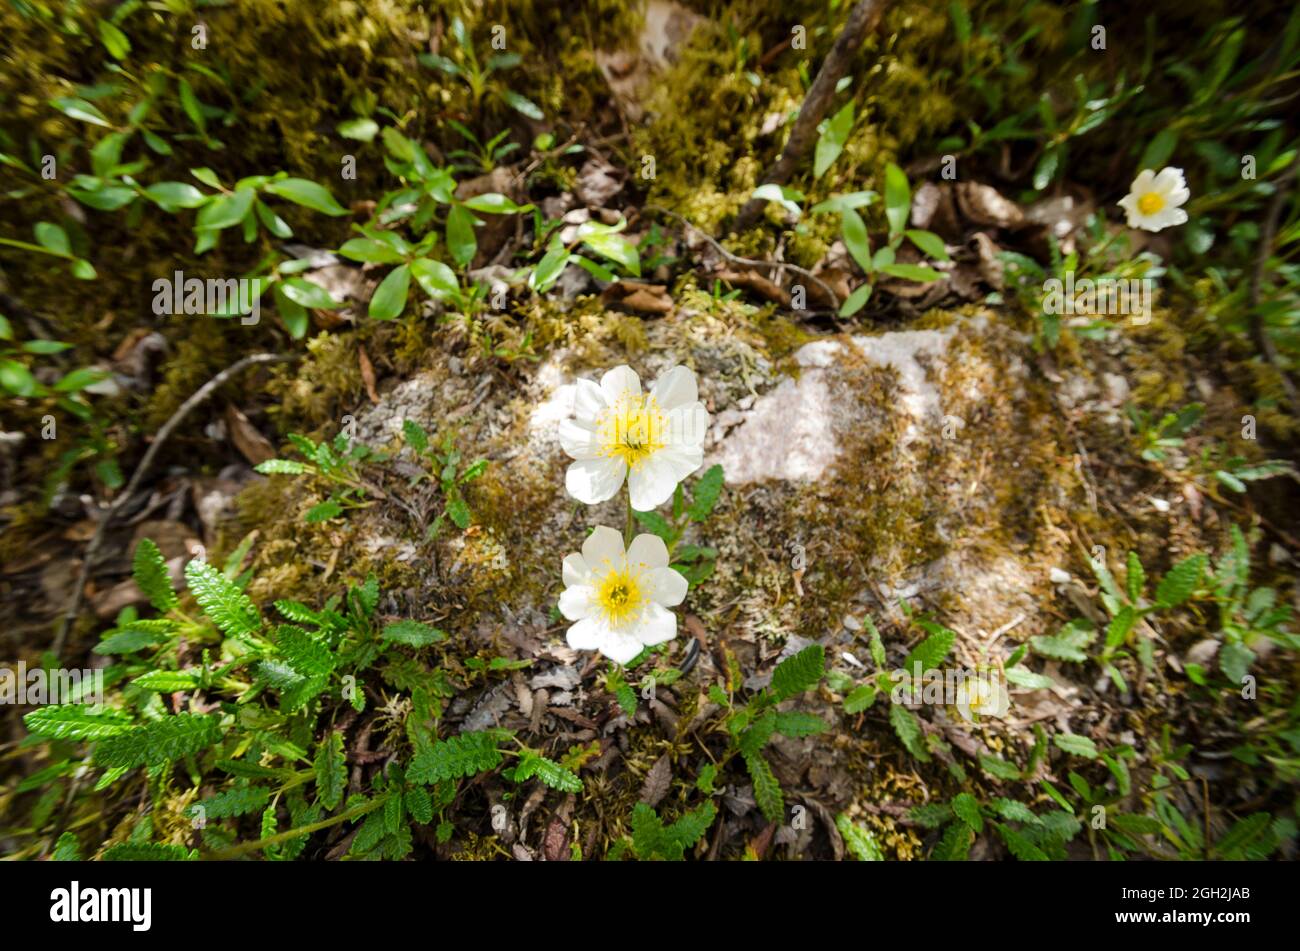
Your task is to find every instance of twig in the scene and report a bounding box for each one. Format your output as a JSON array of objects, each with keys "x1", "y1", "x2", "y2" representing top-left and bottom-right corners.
[
  {"x1": 52, "y1": 352, "x2": 297, "y2": 659},
  {"x1": 1248, "y1": 157, "x2": 1299, "y2": 416},
  {"x1": 642, "y1": 204, "x2": 843, "y2": 308},
  {"x1": 730, "y1": 0, "x2": 891, "y2": 234}
]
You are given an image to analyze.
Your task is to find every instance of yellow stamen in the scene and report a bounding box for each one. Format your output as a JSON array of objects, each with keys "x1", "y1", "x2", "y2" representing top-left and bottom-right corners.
[
  {"x1": 595, "y1": 566, "x2": 645, "y2": 628},
  {"x1": 598, "y1": 392, "x2": 665, "y2": 469},
  {"x1": 1137, "y1": 191, "x2": 1165, "y2": 216}
]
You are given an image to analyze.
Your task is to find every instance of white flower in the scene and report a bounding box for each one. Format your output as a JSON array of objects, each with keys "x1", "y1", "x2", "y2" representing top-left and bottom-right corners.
[
  {"x1": 955, "y1": 670, "x2": 1010, "y2": 723},
  {"x1": 1118, "y1": 167, "x2": 1189, "y2": 232},
  {"x1": 558, "y1": 525, "x2": 687, "y2": 664},
  {"x1": 559, "y1": 364, "x2": 709, "y2": 511}
]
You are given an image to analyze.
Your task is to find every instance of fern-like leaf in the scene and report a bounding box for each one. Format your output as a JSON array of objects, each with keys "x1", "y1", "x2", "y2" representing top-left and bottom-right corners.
[
  {"x1": 132, "y1": 538, "x2": 178, "y2": 613},
  {"x1": 408, "y1": 731, "x2": 504, "y2": 784},
  {"x1": 93, "y1": 713, "x2": 221, "y2": 768},
  {"x1": 770, "y1": 644, "x2": 825, "y2": 700},
  {"x1": 185, "y1": 559, "x2": 261, "y2": 637}
]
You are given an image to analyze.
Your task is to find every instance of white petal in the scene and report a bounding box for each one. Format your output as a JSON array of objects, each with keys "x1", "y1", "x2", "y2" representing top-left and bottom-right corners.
[
  {"x1": 558, "y1": 584, "x2": 595, "y2": 620},
  {"x1": 581, "y1": 525, "x2": 625, "y2": 569},
  {"x1": 1130, "y1": 169, "x2": 1156, "y2": 194},
  {"x1": 599, "y1": 365, "x2": 641, "y2": 406},
  {"x1": 1152, "y1": 167, "x2": 1185, "y2": 194},
  {"x1": 562, "y1": 553, "x2": 591, "y2": 587},
  {"x1": 645, "y1": 566, "x2": 687, "y2": 607},
  {"x1": 628, "y1": 455, "x2": 681, "y2": 511},
  {"x1": 566, "y1": 456, "x2": 626, "y2": 504},
  {"x1": 649, "y1": 365, "x2": 698, "y2": 411},
  {"x1": 566, "y1": 616, "x2": 606, "y2": 651},
  {"x1": 601, "y1": 629, "x2": 644, "y2": 664},
  {"x1": 558, "y1": 418, "x2": 599, "y2": 458},
  {"x1": 656, "y1": 444, "x2": 703, "y2": 482},
  {"x1": 635, "y1": 602, "x2": 677, "y2": 646},
  {"x1": 573, "y1": 378, "x2": 606, "y2": 424},
  {"x1": 627, "y1": 533, "x2": 670, "y2": 570},
  {"x1": 666, "y1": 403, "x2": 710, "y2": 448}
]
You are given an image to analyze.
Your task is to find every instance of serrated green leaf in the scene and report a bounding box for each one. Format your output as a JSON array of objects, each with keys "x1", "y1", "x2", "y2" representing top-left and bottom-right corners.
[
  {"x1": 132, "y1": 538, "x2": 177, "y2": 614},
  {"x1": 890, "y1": 703, "x2": 931, "y2": 762},
  {"x1": 185, "y1": 559, "x2": 260, "y2": 637},
  {"x1": 93, "y1": 714, "x2": 221, "y2": 768},
  {"x1": 314, "y1": 730, "x2": 346, "y2": 810},
  {"x1": 771, "y1": 644, "x2": 825, "y2": 700},
  {"x1": 745, "y1": 752, "x2": 785, "y2": 823}
]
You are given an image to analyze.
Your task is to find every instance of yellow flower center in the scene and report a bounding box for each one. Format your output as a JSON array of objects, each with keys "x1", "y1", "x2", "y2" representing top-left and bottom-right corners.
[
  {"x1": 595, "y1": 566, "x2": 645, "y2": 628},
  {"x1": 1137, "y1": 191, "x2": 1165, "y2": 216},
  {"x1": 598, "y1": 392, "x2": 665, "y2": 470}
]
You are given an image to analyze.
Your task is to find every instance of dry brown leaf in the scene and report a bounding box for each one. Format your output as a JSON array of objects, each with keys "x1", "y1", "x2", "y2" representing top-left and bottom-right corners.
[
  {"x1": 224, "y1": 404, "x2": 276, "y2": 466},
  {"x1": 715, "y1": 267, "x2": 791, "y2": 306},
  {"x1": 601, "y1": 280, "x2": 674, "y2": 315},
  {"x1": 639, "y1": 753, "x2": 672, "y2": 807},
  {"x1": 358, "y1": 345, "x2": 379, "y2": 404}
]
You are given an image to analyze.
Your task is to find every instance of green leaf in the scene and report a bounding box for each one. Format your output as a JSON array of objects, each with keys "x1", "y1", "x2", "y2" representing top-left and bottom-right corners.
[
  {"x1": 951, "y1": 792, "x2": 984, "y2": 833},
  {"x1": 745, "y1": 752, "x2": 785, "y2": 823},
  {"x1": 145, "y1": 181, "x2": 208, "y2": 212},
  {"x1": 280, "y1": 277, "x2": 342, "y2": 310},
  {"x1": 381, "y1": 620, "x2": 447, "y2": 647},
  {"x1": 1155, "y1": 553, "x2": 1206, "y2": 607},
  {"x1": 688, "y1": 464, "x2": 724, "y2": 521},
  {"x1": 905, "y1": 229, "x2": 950, "y2": 262},
  {"x1": 185, "y1": 559, "x2": 260, "y2": 637},
  {"x1": 883, "y1": 162, "x2": 911, "y2": 235},
  {"x1": 130, "y1": 670, "x2": 199, "y2": 692},
  {"x1": 446, "y1": 496, "x2": 471, "y2": 529},
  {"x1": 997, "y1": 822, "x2": 1048, "y2": 861},
  {"x1": 102, "y1": 843, "x2": 198, "y2": 861},
  {"x1": 408, "y1": 731, "x2": 504, "y2": 784},
  {"x1": 196, "y1": 188, "x2": 255, "y2": 231},
  {"x1": 93, "y1": 714, "x2": 221, "y2": 768},
  {"x1": 263, "y1": 178, "x2": 348, "y2": 216},
  {"x1": 837, "y1": 814, "x2": 885, "y2": 860},
  {"x1": 1125, "y1": 551, "x2": 1146, "y2": 602},
  {"x1": 890, "y1": 703, "x2": 930, "y2": 762},
  {"x1": 902, "y1": 625, "x2": 955, "y2": 674},
  {"x1": 841, "y1": 207, "x2": 873, "y2": 274},
  {"x1": 446, "y1": 204, "x2": 477, "y2": 269},
  {"x1": 838, "y1": 282, "x2": 871, "y2": 316},
  {"x1": 410, "y1": 257, "x2": 458, "y2": 299},
  {"x1": 337, "y1": 117, "x2": 379, "y2": 142},
  {"x1": 255, "y1": 459, "x2": 310, "y2": 475},
  {"x1": 314, "y1": 731, "x2": 346, "y2": 810},
  {"x1": 579, "y1": 229, "x2": 640, "y2": 277},
  {"x1": 51, "y1": 97, "x2": 112, "y2": 127},
  {"x1": 97, "y1": 18, "x2": 131, "y2": 59},
  {"x1": 34, "y1": 222, "x2": 71, "y2": 257},
  {"x1": 500, "y1": 89, "x2": 544, "y2": 120},
  {"x1": 461, "y1": 193, "x2": 530, "y2": 214},
  {"x1": 932, "y1": 822, "x2": 973, "y2": 860},
  {"x1": 843, "y1": 684, "x2": 877, "y2": 713},
  {"x1": 771, "y1": 644, "x2": 825, "y2": 700},
  {"x1": 177, "y1": 78, "x2": 206, "y2": 135},
  {"x1": 979, "y1": 753, "x2": 1022, "y2": 781},
  {"x1": 514, "y1": 752, "x2": 583, "y2": 792},
  {"x1": 192, "y1": 786, "x2": 270, "y2": 820},
  {"x1": 1033, "y1": 146, "x2": 1060, "y2": 191},
  {"x1": 132, "y1": 538, "x2": 178, "y2": 614},
  {"x1": 1105, "y1": 605, "x2": 1137, "y2": 651},
  {"x1": 338, "y1": 238, "x2": 407, "y2": 264},
  {"x1": 1054, "y1": 733, "x2": 1099, "y2": 758},
  {"x1": 1031, "y1": 618, "x2": 1095, "y2": 662},
  {"x1": 369, "y1": 264, "x2": 411, "y2": 320},
  {"x1": 814, "y1": 101, "x2": 854, "y2": 178},
  {"x1": 24, "y1": 705, "x2": 135, "y2": 741},
  {"x1": 879, "y1": 262, "x2": 944, "y2": 282}
]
